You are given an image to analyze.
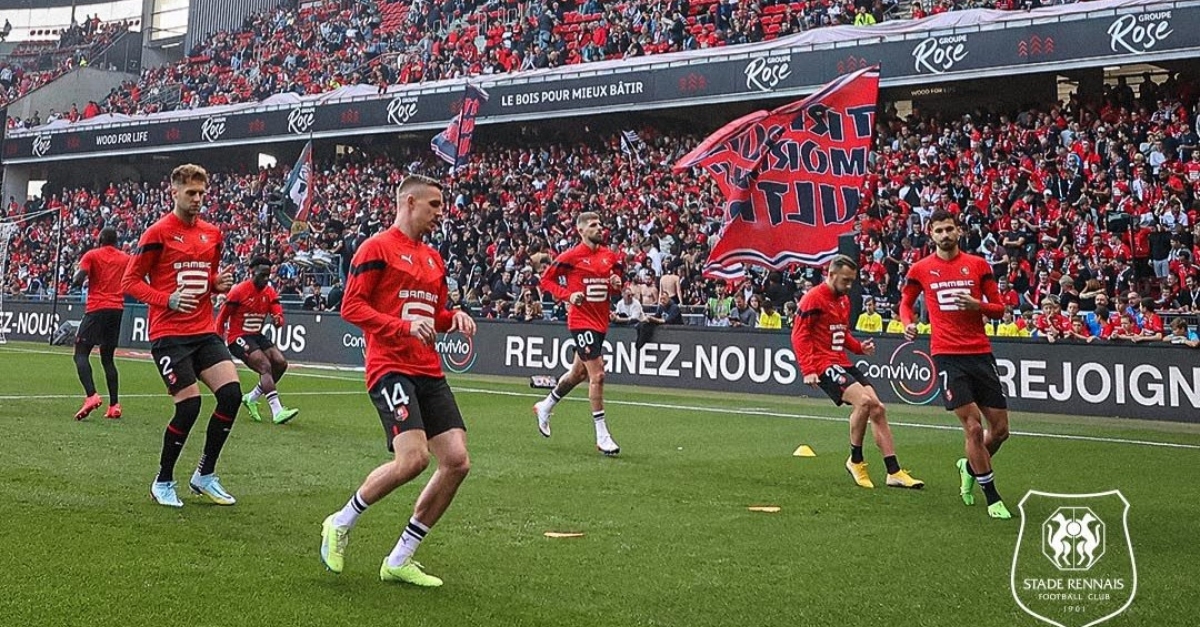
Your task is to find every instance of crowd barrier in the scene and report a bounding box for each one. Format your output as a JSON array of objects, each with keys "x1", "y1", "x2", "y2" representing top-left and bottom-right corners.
[{"x1": 3, "y1": 301, "x2": 1195, "y2": 423}]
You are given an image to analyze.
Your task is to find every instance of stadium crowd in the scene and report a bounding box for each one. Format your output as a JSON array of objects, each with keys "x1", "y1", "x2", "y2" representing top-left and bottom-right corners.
[
  {"x1": 0, "y1": 0, "x2": 1091, "y2": 120},
  {"x1": 6, "y1": 68, "x2": 1200, "y2": 345},
  {"x1": 0, "y1": 17, "x2": 131, "y2": 118}
]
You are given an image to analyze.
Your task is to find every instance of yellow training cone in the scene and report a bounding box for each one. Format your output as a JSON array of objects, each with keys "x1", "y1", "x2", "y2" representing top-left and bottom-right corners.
[{"x1": 793, "y1": 445, "x2": 817, "y2": 457}]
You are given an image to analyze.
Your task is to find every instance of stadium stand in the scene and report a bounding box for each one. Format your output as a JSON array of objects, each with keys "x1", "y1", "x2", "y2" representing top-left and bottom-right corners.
[{"x1": 4, "y1": 69, "x2": 1200, "y2": 341}]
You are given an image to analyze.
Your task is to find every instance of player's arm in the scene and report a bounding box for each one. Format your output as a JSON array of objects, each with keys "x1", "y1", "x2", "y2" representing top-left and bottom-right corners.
[
  {"x1": 267, "y1": 286, "x2": 284, "y2": 326},
  {"x1": 435, "y1": 274, "x2": 476, "y2": 336},
  {"x1": 976, "y1": 272, "x2": 1007, "y2": 319},
  {"x1": 843, "y1": 331, "x2": 865, "y2": 355},
  {"x1": 539, "y1": 253, "x2": 575, "y2": 302},
  {"x1": 899, "y1": 278, "x2": 922, "y2": 339},
  {"x1": 791, "y1": 304, "x2": 821, "y2": 380},
  {"x1": 122, "y1": 229, "x2": 173, "y2": 309},
  {"x1": 341, "y1": 246, "x2": 411, "y2": 339},
  {"x1": 214, "y1": 293, "x2": 237, "y2": 338},
  {"x1": 211, "y1": 241, "x2": 233, "y2": 293},
  {"x1": 71, "y1": 266, "x2": 87, "y2": 289}
]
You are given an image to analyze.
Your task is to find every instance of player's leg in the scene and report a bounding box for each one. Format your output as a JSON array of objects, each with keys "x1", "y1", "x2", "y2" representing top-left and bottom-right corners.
[
  {"x1": 840, "y1": 382, "x2": 875, "y2": 489},
  {"x1": 380, "y1": 378, "x2": 468, "y2": 587},
  {"x1": 582, "y1": 355, "x2": 618, "y2": 455},
  {"x1": 149, "y1": 339, "x2": 203, "y2": 507},
  {"x1": 230, "y1": 337, "x2": 265, "y2": 422},
  {"x1": 534, "y1": 334, "x2": 590, "y2": 436},
  {"x1": 72, "y1": 339, "x2": 102, "y2": 420},
  {"x1": 981, "y1": 406, "x2": 1010, "y2": 456},
  {"x1": 952, "y1": 402, "x2": 1008, "y2": 518},
  {"x1": 846, "y1": 382, "x2": 924, "y2": 489},
  {"x1": 99, "y1": 344, "x2": 121, "y2": 418},
  {"x1": 261, "y1": 345, "x2": 298, "y2": 424},
  {"x1": 189, "y1": 341, "x2": 242, "y2": 505},
  {"x1": 322, "y1": 374, "x2": 430, "y2": 574}
]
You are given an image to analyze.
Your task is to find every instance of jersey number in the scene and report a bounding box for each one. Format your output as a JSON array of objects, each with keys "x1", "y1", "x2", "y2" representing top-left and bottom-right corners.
[
  {"x1": 158, "y1": 356, "x2": 174, "y2": 378},
  {"x1": 575, "y1": 330, "x2": 596, "y2": 347},
  {"x1": 380, "y1": 382, "x2": 410, "y2": 412},
  {"x1": 934, "y1": 287, "x2": 972, "y2": 311},
  {"x1": 401, "y1": 302, "x2": 436, "y2": 328},
  {"x1": 830, "y1": 329, "x2": 846, "y2": 352},
  {"x1": 175, "y1": 269, "x2": 210, "y2": 297},
  {"x1": 585, "y1": 283, "x2": 609, "y2": 303}
]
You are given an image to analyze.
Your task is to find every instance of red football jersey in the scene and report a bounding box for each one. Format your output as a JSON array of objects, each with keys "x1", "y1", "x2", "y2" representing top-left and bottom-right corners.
[
  {"x1": 900, "y1": 251, "x2": 1005, "y2": 355},
  {"x1": 540, "y1": 243, "x2": 622, "y2": 332},
  {"x1": 79, "y1": 245, "x2": 130, "y2": 313},
  {"x1": 215, "y1": 280, "x2": 283, "y2": 343},
  {"x1": 792, "y1": 283, "x2": 865, "y2": 375},
  {"x1": 341, "y1": 227, "x2": 457, "y2": 389},
  {"x1": 122, "y1": 212, "x2": 223, "y2": 341}
]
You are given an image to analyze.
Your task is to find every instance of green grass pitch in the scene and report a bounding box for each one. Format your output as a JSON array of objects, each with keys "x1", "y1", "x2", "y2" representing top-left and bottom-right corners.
[{"x1": 0, "y1": 342, "x2": 1197, "y2": 627}]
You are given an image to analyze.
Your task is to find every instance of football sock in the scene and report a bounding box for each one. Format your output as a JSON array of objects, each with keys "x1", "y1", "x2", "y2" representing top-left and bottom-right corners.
[
  {"x1": 593, "y1": 410, "x2": 610, "y2": 439},
  {"x1": 99, "y1": 347, "x2": 119, "y2": 404},
  {"x1": 197, "y1": 382, "x2": 240, "y2": 476},
  {"x1": 850, "y1": 444, "x2": 864, "y2": 464},
  {"x1": 247, "y1": 384, "x2": 263, "y2": 403},
  {"x1": 267, "y1": 391, "x2": 283, "y2": 416},
  {"x1": 387, "y1": 517, "x2": 430, "y2": 567},
  {"x1": 74, "y1": 345, "x2": 96, "y2": 397},
  {"x1": 158, "y1": 396, "x2": 201, "y2": 482},
  {"x1": 884, "y1": 455, "x2": 901, "y2": 475},
  {"x1": 544, "y1": 389, "x2": 563, "y2": 408},
  {"x1": 333, "y1": 491, "x2": 370, "y2": 528},
  {"x1": 976, "y1": 471, "x2": 1002, "y2": 506}
]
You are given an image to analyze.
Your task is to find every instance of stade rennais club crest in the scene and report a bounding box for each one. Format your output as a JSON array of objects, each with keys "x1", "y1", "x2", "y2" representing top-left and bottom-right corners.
[{"x1": 1011, "y1": 490, "x2": 1136, "y2": 627}]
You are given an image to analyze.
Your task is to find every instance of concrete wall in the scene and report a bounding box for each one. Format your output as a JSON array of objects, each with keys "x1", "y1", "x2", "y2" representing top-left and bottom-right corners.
[{"x1": 5, "y1": 66, "x2": 136, "y2": 122}]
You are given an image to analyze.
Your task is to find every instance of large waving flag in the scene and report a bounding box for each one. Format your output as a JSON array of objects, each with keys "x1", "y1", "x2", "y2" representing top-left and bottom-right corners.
[
  {"x1": 432, "y1": 83, "x2": 489, "y2": 171},
  {"x1": 673, "y1": 67, "x2": 879, "y2": 280},
  {"x1": 277, "y1": 140, "x2": 314, "y2": 239}
]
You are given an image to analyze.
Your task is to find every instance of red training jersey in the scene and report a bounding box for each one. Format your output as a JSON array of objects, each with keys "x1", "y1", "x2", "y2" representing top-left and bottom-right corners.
[
  {"x1": 900, "y1": 251, "x2": 1005, "y2": 356},
  {"x1": 341, "y1": 227, "x2": 457, "y2": 389},
  {"x1": 540, "y1": 243, "x2": 622, "y2": 333},
  {"x1": 122, "y1": 212, "x2": 223, "y2": 341},
  {"x1": 792, "y1": 282, "x2": 866, "y2": 375},
  {"x1": 215, "y1": 280, "x2": 283, "y2": 343},
  {"x1": 79, "y1": 245, "x2": 130, "y2": 313}
]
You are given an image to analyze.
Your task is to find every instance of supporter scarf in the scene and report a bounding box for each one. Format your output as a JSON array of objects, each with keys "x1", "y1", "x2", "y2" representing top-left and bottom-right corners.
[{"x1": 673, "y1": 67, "x2": 879, "y2": 280}]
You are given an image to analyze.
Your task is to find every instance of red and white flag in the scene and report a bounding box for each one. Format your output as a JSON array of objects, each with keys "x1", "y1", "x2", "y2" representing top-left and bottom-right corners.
[{"x1": 674, "y1": 67, "x2": 880, "y2": 280}]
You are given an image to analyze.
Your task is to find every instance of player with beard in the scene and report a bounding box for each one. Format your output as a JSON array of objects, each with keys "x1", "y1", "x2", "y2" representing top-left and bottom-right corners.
[
  {"x1": 900, "y1": 209, "x2": 1012, "y2": 519},
  {"x1": 794, "y1": 255, "x2": 924, "y2": 490},
  {"x1": 533, "y1": 212, "x2": 623, "y2": 456}
]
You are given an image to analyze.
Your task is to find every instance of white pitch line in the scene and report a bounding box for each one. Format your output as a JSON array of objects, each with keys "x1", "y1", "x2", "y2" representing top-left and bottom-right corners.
[{"x1": 3, "y1": 345, "x2": 1198, "y2": 451}]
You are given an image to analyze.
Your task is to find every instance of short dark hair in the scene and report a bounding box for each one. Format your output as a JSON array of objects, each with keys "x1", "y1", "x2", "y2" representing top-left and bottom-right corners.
[
  {"x1": 99, "y1": 227, "x2": 117, "y2": 246},
  {"x1": 928, "y1": 209, "x2": 958, "y2": 227},
  {"x1": 249, "y1": 256, "x2": 272, "y2": 269}
]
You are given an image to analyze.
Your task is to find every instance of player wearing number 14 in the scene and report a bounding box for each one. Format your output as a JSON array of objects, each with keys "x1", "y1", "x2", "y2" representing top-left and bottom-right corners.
[
  {"x1": 122, "y1": 164, "x2": 243, "y2": 508},
  {"x1": 320, "y1": 174, "x2": 476, "y2": 587}
]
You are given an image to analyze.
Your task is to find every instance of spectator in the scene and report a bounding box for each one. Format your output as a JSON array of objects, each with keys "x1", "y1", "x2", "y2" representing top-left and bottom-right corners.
[
  {"x1": 757, "y1": 299, "x2": 782, "y2": 329},
  {"x1": 855, "y1": 299, "x2": 883, "y2": 333},
  {"x1": 612, "y1": 288, "x2": 644, "y2": 325}
]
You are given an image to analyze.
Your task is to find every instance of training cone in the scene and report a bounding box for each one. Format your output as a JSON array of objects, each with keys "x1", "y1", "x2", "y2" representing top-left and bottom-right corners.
[{"x1": 793, "y1": 445, "x2": 817, "y2": 457}]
